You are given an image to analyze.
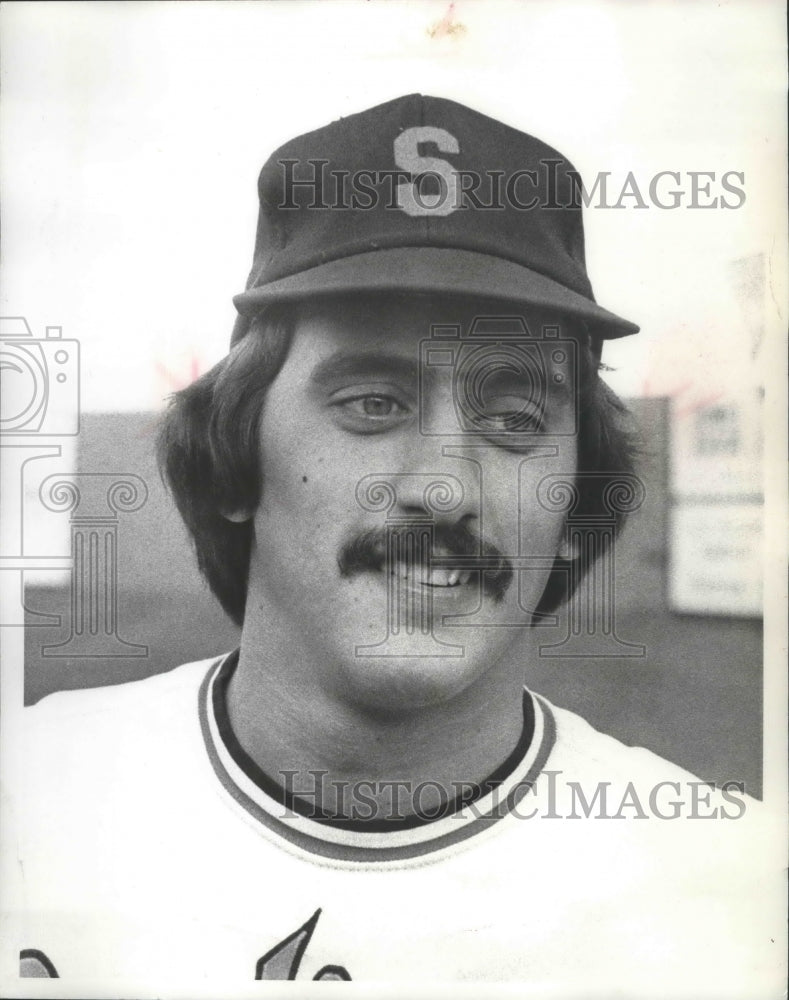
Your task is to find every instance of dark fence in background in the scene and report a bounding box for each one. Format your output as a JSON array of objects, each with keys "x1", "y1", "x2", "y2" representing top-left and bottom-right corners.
[{"x1": 23, "y1": 399, "x2": 762, "y2": 796}]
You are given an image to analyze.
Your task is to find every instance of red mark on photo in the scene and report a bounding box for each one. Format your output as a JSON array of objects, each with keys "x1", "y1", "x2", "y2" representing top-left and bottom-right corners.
[
  {"x1": 428, "y1": 3, "x2": 466, "y2": 39},
  {"x1": 156, "y1": 354, "x2": 204, "y2": 392},
  {"x1": 641, "y1": 375, "x2": 724, "y2": 420}
]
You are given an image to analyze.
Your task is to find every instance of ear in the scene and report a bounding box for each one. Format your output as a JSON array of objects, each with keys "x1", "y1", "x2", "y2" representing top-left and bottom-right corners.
[{"x1": 221, "y1": 508, "x2": 254, "y2": 523}]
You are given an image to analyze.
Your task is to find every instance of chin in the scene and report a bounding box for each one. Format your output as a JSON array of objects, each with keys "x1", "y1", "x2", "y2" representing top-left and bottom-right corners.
[{"x1": 334, "y1": 650, "x2": 489, "y2": 718}]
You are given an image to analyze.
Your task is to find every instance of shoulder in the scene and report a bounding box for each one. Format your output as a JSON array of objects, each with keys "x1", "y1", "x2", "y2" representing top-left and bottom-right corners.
[
  {"x1": 25, "y1": 656, "x2": 222, "y2": 734},
  {"x1": 527, "y1": 692, "x2": 778, "y2": 906},
  {"x1": 532, "y1": 691, "x2": 765, "y2": 826},
  {"x1": 539, "y1": 693, "x2": 703, "y2": 784},
  {"x1": 19, "y1": 656, "x2": 228, "y2": 803},
  {"x1": 13, "y1": 656, "x2": 237, "y2": 934}
]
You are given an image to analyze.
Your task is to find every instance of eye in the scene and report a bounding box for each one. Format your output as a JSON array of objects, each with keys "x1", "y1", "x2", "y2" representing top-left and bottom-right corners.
[
  {"x1": 330, "y1": 392, "x2": 411, "y2": 433},
  {"x1": 470, "y1": 397, "x2": 545, "y2": 434},
  {"x1": 482, "y1": 411, "x2": 540, "y2": 432},
  {"x1": 354, "y1": 396, "x2": 400, "y2": 418}
]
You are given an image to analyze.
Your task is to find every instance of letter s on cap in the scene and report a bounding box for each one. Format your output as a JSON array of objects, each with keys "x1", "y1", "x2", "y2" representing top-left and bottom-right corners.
[{"x1": 395, "y1": 126, "x2": 459, "y2": 217}]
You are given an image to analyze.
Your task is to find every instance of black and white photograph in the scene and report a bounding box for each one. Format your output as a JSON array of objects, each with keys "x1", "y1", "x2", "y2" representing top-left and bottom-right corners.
[{"x1": 1, "y1": 2, "x2": 786, "y2": 997}]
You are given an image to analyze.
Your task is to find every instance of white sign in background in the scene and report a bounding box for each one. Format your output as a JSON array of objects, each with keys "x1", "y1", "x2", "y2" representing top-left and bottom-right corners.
[{"x1": 669, "y1": 504, "x2": 762, "y2": 617}]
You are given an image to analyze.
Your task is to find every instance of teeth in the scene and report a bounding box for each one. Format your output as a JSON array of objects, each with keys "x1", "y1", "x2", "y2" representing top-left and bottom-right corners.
[{"x1": 388, "y1": 565, "x2": 472, "y2": 587}]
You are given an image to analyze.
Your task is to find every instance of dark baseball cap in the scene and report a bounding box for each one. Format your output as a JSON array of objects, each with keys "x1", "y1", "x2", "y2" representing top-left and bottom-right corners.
[{"x1": 230, "y1": 94, "x2": 638, "y2": 346}]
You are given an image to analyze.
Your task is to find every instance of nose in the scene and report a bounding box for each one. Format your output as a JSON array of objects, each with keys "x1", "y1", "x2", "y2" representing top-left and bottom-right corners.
[
  {"x1": 355, "y1": 468, "x2": 477, "y2": 524},
  {"x1": 353, "y1": 375, "x2": 484, "y2": 524},
  {"x1": 366, "y1": 429, "x2": 482, "y2": 526},
  {"x1": 397, "y1": 381, "x2": 484, "y2": 520},
  {"x1": 397, "y1": 472, "x2": 475, "y2": 523}
]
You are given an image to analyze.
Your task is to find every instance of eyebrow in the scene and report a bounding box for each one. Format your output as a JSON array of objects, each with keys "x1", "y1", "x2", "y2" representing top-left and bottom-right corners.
[
  {"x1": 310, "y1": 351, "x2": 421, "y2": 385},
  {"x1": 308, "y1": 347, "x2": 579, "y2": 407}
]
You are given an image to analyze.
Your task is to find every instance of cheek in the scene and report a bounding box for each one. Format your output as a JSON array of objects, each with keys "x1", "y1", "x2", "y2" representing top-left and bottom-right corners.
[
  {"x1": 255, "y1": 403, "x2": 325, "y2": 539},
  {"x1": 255, "y1": 408, "x2": 368, "y2": 551},
  {"x1": 509, "y1": 446, "x2": 577, "y2": 555},
  {"x1": 257, "y1": 380, "x2": 328, "y2": 490}
]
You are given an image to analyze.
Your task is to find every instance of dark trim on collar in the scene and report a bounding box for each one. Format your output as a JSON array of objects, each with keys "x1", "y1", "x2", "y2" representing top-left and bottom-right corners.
[{"x1": 211, "y1": 649, "x2": 535, "y2": 832}]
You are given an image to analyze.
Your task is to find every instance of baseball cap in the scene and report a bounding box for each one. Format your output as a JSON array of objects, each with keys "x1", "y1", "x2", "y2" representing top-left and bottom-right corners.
[{"x1": 230, "y1": 94, "x2": 638, "y2": 346}]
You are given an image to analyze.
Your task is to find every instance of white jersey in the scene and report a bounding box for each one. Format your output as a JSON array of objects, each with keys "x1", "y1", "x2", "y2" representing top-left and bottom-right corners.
[{"x1": 10, "y1": 653, "x2": 781, "y2": 997}]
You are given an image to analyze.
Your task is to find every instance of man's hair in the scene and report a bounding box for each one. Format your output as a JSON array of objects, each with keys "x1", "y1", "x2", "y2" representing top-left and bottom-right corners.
[{"x1": 157, "y1": 303, "x2": 638, "y2": 627}]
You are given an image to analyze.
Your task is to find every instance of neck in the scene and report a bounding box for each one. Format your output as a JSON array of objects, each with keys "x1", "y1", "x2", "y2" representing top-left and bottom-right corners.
[{"x1": 226, "y1": 605, "x2": 531, "y2": 822}]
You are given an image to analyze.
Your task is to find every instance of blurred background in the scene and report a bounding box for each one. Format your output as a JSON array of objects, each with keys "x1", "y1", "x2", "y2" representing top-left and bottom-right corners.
[
  {"x1": 17, "y1": 393, "x2": 765, "y2": 796},
  {"x1": 3, "y1": 2, "x2": 785, "y2": 799}
]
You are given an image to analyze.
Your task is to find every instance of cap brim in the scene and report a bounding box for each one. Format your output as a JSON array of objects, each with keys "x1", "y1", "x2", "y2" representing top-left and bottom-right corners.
[{"x1": 232, "y1": 247, "x2": 638, "y2": 341}]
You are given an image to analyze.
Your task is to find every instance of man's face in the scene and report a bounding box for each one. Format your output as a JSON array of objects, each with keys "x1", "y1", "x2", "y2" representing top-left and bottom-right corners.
[{"x1": 241, "y1": 294, "x2": 578, "y2": 714}]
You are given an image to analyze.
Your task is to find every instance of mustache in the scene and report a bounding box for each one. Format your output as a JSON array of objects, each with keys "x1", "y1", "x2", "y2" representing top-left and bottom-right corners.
[{"x1": 337, "y1": 522, "x2": 513, "y2": 603}]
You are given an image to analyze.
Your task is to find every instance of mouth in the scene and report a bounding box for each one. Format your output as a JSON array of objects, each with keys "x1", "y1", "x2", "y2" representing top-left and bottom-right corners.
[
  {"x1": 388, "y1": 563, "x2": 474, "y2": 589},
  {"x1": 338, "y1": 528, "x2": 513, "y2": 603}
]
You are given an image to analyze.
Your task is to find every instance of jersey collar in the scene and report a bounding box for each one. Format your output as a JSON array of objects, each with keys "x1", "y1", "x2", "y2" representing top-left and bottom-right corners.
[{"x1": 199, "y1": 652, "x2": 556, "y2": 866}]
